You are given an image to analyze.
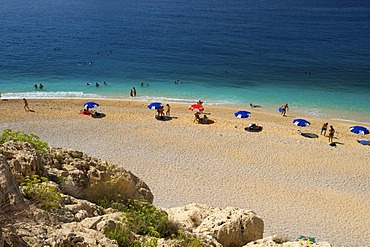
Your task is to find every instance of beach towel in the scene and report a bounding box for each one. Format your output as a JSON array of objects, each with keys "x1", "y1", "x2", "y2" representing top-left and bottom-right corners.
[
  {"x1": 300, "y1": 132, "x2": 318, "y2": 138},
  {"x1": 297, "y1": 235, "x2": 316, "y2": 244},
  {"x1": 155, "y1": 115, "x2": 172, "y2": 121},
  {"x1": 79, "y1": 111, "x2": 91, "y2": 116}
]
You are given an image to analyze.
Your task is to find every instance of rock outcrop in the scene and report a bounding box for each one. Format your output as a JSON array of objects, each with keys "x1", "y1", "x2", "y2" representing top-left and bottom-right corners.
[
  {"x1": 0, "y1": 141, "x2": 153, "y2": 203},
  {"x1": 0, "y1": 154, "x2": 26, "y2": 215},
  {"x1": 0, "y1": 140, "x2": 332, "y2": 246},
  {"x1": 166, "y1": 203, "x2": 264, "y2": 247}
]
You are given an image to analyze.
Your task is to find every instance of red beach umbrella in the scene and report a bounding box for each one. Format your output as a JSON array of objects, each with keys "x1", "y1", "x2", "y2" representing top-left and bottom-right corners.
[{"x1": 189, "y1": 104, "x2": 204, "y2": 112}]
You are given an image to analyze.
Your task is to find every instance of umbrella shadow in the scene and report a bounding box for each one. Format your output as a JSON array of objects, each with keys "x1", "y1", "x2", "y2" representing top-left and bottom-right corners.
[
  {"x1": 329, "y1": 141, "x2": 344, "y2": 147},
  {"x1": 358, "y1": 139, "x2": 370, "y2": 145},
  {"x1": 91, "y1": 112, "x2": 106, "y2": 118},
  {"x1": 244, "y1": 124, "x2": 263, "y2": 132},
  {"x1": 155, "y1": 115, "x2": 178, "y2": 121}
]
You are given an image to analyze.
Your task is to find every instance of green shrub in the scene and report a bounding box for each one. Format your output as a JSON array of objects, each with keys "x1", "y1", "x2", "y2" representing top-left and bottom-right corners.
[
  {"x1": 21, "y1": 175, "x2": 61, "y2": 211},
  {"x1": 176, "y1": 230, "x2": 203, "y2": 247},
  {"x1": 0, "y1": 129, "x2": 49, "y2": 154},
  {"x1": 105, "y1": 223, "x2": 132, "y2": 246},
  {"x1": 85, "y1": 178, "x2": 202, "y2": 245},
  {"x1": 85, "y1": 180, "x2": 127, "y2": 207},
  {"x1": 123, "y1": 199, "x2": 175, "y2": 238}
]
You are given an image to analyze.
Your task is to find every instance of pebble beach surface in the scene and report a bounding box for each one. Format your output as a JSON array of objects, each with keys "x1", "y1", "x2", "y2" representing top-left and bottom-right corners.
[{"x1": 1, "y1": 98, "x2": 369, "y2": 246}]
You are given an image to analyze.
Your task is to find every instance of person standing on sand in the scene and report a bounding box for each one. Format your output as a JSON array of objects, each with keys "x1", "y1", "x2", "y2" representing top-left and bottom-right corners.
[
  {"x1": 158, "y1": 106, "x2": 165, "y2": 116},
  {"x1": 281, "y1": 103, "x2": 289, "y2": 116},
  {"x1": 166, "y1": 104, "x2": 171, "y2": 116},
  {"x1": 23, "y1": 98, "x2": 30, "y2": 111},
  {"x1": 328, "y1": 125, "x2": 335, "y2": 143},
  {"x1": 321, "y1": 123, "x2": 329, "y2": 136}
]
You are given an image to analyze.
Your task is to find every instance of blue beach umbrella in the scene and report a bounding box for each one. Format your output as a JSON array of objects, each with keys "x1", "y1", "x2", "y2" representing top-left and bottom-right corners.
[
  {"x1": 293, "y1": 118, "x2": 310, "y2": 127},
  {"x1": 148, "y1": 102, "x2": 162, "y2": 110},
  {"x1": 83, "y1": 102, "x2": 99, "y2": 109},
  {"x1": 234, "y1": 110, "x2": 251, "y2": 118},
  {"x1": 350, "y1": 126, "x2": 369, "y2": 135}
]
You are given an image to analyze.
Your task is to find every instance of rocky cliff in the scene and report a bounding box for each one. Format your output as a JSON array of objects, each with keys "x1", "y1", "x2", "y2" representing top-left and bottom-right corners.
[{"x1": 0, "y1": 141, "x2": 330, "y2": 246}]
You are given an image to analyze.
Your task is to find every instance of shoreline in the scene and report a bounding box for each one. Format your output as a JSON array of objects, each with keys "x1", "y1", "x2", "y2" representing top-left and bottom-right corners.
[
  {"x1": 1, "y1": 94, "x2": 370, "y2": 124},
  {"x1": 1, "y1": 98, "x2": 370, "y2": 246}
]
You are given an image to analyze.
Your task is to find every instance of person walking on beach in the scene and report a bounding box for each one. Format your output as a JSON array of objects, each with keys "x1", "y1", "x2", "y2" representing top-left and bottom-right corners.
[
  {"x1": 328, "y1": 125, "x2": 335, "y2": 143},
  {"x1": 23, "y1": 98, "x2": 30, "y2": 111},
  {"x1": 321, "y1": 123, "x2": 329, "y2": 136},
  {"x1": 166, "y1": 104, "x2": 171, "y2": 116},
  {"x1": 281, "y1": 103, "x2": 289, "y2": 116}
]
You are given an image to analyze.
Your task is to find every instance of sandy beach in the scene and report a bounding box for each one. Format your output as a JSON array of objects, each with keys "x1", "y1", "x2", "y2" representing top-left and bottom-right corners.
[{"x1": 1, "y1": 98, "x2": 369, "y2": 246}]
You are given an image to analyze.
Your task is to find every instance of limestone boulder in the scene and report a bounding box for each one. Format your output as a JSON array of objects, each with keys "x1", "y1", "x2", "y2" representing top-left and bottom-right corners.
[
  {"x1": 47, "y1": 212, "x2": 124, "y2": 247},
  {"x1": 166, "y1": 203, "x2": 221, "y2": 230},
  {"x1": 0, "y1": 154, "x2": 26, "y2": 218},
  {"x1": 194, "y1": 207, "x2": 264, "y2": 247},
  {"x1": 48, "y1": 147, "x2": 153, "y2": 203},
  {"x1": 59, "y1": 194, "x2": 105, "y2": 222},
  {"x1": 0, "y1": 142, "x2": 153, "y2": 204},
  {"x1": 0, "y1": 141, "x2": 46, "y2": 183},
  {"x1": 166, "y1": 204, "x2": 264, "y2": 247}
]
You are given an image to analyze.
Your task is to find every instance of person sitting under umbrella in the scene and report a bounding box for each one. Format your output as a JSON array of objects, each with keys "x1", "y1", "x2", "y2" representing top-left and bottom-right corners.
[
  {"x1": 80, "y1": 107, "x2": 92, "y2": 115},
  {"x1": 201, "y1": 114, "x2": 209, "y2": 124},
  {"x1": 194, "y1": 112, "x2": 201, "y2": 123}
]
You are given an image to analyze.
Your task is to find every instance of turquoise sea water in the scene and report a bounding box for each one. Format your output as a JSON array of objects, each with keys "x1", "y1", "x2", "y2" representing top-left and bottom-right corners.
[{"x1": 1, "y1": 0, "x2": 370, "y2": 123}]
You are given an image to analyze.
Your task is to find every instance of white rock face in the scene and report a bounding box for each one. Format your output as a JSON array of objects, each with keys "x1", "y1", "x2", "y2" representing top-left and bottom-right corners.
[
  {"x1": 0, "y1": 154, "x2": 26, "y2": 217},
  {"x1": 166, "y1": 203, "x2": 264, "y2": 247}
]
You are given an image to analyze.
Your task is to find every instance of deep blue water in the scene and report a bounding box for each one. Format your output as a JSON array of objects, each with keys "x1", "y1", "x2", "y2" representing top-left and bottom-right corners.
[{"x1": 1, "y1": 0, "x2": 370, "y2": 122}]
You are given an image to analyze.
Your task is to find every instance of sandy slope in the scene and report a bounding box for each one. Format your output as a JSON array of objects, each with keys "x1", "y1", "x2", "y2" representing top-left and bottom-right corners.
[{"x1": 1, "y1": 98, "x2": 369, "y2": 246}]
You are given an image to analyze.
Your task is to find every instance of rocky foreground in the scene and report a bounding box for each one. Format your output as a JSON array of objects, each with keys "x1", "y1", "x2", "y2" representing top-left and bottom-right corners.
[{"x1": 0, "y1": 141, "x2": 331, "y2": 246}]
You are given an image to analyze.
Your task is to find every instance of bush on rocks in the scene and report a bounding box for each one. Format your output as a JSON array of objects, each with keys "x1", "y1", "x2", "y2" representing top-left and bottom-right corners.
[
  {"x1": 0, "y1": 129, "x2": 49, "y2": 154},
  {"x1": 21, "y1": 175, "x2": 61, "y2": 211}
]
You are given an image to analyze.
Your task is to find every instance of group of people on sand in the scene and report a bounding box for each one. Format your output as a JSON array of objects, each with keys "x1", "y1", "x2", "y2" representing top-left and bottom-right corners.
[
  {"x1": 157, "y1": 104, "x2": 171, "y2": 117},
  {"x1": 193, "y1": 100, "x2": 211, "y2": 124},
  {"x1": 280, "y1": 102, "x2": 336, "y2": 144},
  {"x1": 194, "y1": 112, "x2": 210, "y2": 124},
  {"x1": 321, "y1": 123, "x2": 336, "y2": 143}
]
